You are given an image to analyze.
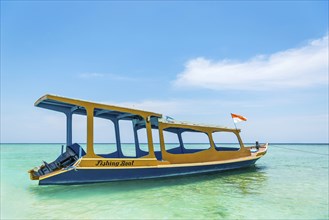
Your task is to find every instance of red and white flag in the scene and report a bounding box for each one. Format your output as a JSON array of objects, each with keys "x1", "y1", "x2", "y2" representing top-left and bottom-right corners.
[{"x1": 231, "y1": 113, "x2": 247, "y2": 124}]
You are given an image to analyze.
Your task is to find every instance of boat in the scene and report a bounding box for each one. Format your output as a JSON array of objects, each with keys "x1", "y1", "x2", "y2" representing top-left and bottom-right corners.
[{"x1": 28, "y1": 94, "x2": 268, "y2": 185}]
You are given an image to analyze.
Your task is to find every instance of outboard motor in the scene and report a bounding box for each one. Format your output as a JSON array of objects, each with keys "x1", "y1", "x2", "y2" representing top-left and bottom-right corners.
[{"x1": 29, "y1": 143, "x2": 86, "y2": 179}]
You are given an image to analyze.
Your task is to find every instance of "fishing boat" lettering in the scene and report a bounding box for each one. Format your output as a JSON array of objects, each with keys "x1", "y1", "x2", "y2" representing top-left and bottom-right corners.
[{"x1": 95, "y1": 160, "x2": 135, "y2": 167}]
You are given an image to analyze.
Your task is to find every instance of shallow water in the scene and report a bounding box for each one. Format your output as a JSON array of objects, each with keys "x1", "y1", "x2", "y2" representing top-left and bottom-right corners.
[{"x1": 1, "y1": 143, "x2": 328, "y2": 219}]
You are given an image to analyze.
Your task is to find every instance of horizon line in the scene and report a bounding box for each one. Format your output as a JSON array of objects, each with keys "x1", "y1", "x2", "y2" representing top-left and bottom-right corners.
[{"x1": 0, "y1": 142, "x2": 328, "y2": 145}]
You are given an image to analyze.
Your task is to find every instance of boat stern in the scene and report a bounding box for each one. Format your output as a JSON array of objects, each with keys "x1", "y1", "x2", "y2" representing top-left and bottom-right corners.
[
  {"x1": 28, "y1": 168, "x2": 40, "y2": 180},
  {"x1": 28, "y1": 143, "x2": 85, "y2": 183}
]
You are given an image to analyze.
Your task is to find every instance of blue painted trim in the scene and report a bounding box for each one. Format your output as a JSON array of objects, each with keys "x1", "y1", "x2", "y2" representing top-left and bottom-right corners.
[{"x1": 39, "y1": 158, "x2": 259, "y2": 185}]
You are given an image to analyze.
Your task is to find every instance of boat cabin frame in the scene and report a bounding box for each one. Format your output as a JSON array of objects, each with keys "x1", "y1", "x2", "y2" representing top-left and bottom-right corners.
[{"x1": 35, "y1": 94, "x2": 250, "y2": 165}]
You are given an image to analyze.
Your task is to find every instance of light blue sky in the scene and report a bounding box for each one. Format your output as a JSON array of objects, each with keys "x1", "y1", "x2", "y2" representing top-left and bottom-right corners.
[{"x1": 1, "y1": 1, "x2": 328, "y2": 143}]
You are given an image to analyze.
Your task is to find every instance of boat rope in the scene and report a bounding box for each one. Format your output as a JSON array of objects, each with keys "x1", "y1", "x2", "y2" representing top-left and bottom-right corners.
[{"x1": 271, "y1": 145, "x2": 329, "y2": 156}]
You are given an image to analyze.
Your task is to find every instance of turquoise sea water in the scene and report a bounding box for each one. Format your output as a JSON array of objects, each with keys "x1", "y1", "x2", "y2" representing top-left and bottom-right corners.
[{"x1": 1, "y1": 143, "x2": 328, "y2": 219}]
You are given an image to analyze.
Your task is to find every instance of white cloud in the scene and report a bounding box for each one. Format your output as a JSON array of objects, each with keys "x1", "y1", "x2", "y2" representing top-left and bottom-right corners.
[{"x1": 174, "y1": 35, "x2": 328, "y2": 90}]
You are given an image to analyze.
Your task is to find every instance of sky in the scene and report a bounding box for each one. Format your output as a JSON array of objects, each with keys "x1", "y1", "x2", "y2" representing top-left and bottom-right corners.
[{"x1": 1, "y1": 1, "x2": 328, "y2": 143}]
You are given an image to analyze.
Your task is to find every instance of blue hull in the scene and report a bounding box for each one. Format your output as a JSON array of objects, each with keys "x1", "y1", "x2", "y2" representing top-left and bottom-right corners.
[{"x1": 39, "y1": 158, "x2": 259, "y2": 185}]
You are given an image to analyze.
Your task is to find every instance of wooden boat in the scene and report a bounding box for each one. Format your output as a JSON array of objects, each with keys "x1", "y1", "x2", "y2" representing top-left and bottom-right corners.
[{"x1": 28, "y1": 94, "x2": 268, "y2": 185}]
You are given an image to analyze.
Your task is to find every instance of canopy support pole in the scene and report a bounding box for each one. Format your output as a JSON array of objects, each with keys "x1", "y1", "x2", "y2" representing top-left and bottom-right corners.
[
  {"x1": 177, "y1": 131, "x2": 184, "y2": 153},
  {"x1": 65, "y1": 112, "x2": 73, "y2": 146},
  {"x1": 86, "y1": 106, "x2": 96, "y2": 157},
  {"x1": 113, "y1": 119, "x2": 123, "y2": 158},
  {"x1": 133, "y1": 120, "x2": 141, "y2": 157},
  {"x1": 145, "y1": 117, "x2": 156, "y2": 159}
]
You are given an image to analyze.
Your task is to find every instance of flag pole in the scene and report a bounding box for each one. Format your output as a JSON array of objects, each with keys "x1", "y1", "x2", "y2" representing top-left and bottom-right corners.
[
  {"x1": 233, "y1": 122, "x2": 238, "y2": 130},
  {"x1": 231, "y1": 113, "x2": 238, "y2": 130}
]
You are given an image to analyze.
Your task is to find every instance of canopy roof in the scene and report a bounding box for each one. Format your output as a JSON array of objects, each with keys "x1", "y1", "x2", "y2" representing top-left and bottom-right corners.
[
  {"x1": 35, "y1": 94, "x2": 162, "y2": 120},
  {"x1": 35, "y1": 94, "x2": 237, "y2": 132}
]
